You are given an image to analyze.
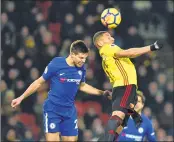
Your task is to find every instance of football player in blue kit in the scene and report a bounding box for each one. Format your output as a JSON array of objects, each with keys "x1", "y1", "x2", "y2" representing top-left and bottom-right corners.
[
  {"x1": 11, "y1": 40, "x2": 111, "y2": 141},
  {"x1": 117, "y1": 90, "x2": 157, "y2": 141}
]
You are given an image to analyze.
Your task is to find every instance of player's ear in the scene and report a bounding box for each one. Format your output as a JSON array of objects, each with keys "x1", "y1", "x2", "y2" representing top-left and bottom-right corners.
[
  {"x1": 70, "y1": 52, "x2": 74, "y2": 57},
  {"x1": 97, "y1": 40, "x2": 104, "y2": 47}
]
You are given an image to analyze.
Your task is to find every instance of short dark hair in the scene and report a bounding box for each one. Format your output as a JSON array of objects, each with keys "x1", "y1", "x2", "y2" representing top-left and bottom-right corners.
[
  {"x1": 70, "y1": 40, "x2": 89, "y2": 54},
  {"x1": 137, "y1": 90, "x2": 146, "y2": 104},
  {"x1": 93, "y1": 31, "x2": 107, "y2": 45}
]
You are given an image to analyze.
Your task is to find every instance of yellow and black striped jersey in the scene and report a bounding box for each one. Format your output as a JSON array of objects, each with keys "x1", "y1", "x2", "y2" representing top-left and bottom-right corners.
[{"x1": 99, "y1": 44, "x2": 137, "y2": 87}]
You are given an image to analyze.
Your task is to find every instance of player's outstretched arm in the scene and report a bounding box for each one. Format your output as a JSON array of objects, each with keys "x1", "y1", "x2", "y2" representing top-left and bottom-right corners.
[
  {"x1": 114, "y1": 41, "x2": 162, "y2": 58},
  {"x1": 11, "y1": 76, "x2": 46, "y2": 108},
  {"x1": 79, "y1": 82, "x2": 112, "y2": 100}
]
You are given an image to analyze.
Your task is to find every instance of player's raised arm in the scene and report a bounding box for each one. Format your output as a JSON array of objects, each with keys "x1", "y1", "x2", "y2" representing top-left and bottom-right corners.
[
  {"x1": 79, "y1": 82, "x2": 112, "y2": 99},
  {"x1": 11, "y1": 57, "x2": 58, "y2": 108},
  {"x1": 114, "y1": 41, "x2": 163, "y2": 58},
  {"x1": 11, "y1": 76, "x2": 46, "y2": 108}
]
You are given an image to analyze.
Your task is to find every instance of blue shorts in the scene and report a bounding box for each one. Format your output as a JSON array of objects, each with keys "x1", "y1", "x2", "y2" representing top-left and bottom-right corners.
[{"x1": 43, "y1": 99, "x2": 78, "y2": 136}]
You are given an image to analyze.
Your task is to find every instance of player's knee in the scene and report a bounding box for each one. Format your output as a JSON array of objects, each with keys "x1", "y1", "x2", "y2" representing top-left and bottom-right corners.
[
  {"x1": 107, "y1": 115, "x2": 123, "y2": 135},
  {"x1": 45, "y1": 132, "x2": 60, "y2": 141},
  {"x1": 112, "y1": 110, "x2": 126, "y2": 119},
  {"x1": 62, "y1": 136, "x2": 78, "y2": 141}
]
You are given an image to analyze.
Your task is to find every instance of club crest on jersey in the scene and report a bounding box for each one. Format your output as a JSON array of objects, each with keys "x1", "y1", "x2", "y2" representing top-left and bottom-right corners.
[
  {"x1": 111, "y1": 44, "x2": 115, "y2": 47},
  {"x1": 50, "y1": 123, "x2": 56, "y2": 129},
  {"x1": 138, "y1": 127, "x2": 144, "y2": 133},
  {"x1": 78, "y1": 70, "x2": 82, "y2": 76}
]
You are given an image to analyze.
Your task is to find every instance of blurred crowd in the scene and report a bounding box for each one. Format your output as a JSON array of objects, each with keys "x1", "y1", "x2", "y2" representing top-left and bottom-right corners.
[{"x1": 1, "y1": 0, "x2": 173, "y2": 141}]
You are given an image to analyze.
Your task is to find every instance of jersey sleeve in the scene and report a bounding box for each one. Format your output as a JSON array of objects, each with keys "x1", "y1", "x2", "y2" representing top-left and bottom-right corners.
[
  {"x1": 42, "y1": 58, "x2": 58, "y2": 81},
  {"x1": 100, "y1": 44, "x2": 122, "y2": 57},
  {"x1": 146, "y1": 120, "x2": 157, "y2": 141},
  {"x1": 109, "y1": 44, "x2": 122, "y2": 57}
]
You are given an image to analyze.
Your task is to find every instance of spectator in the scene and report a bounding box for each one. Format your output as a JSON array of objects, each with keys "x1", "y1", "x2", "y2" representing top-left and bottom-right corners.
[
  {"x1": 7, "y1": 68, "x2": 20, "y2": 88},
  {"x1": 83, "y1": 129, "x2": 93, "y2": 141},
  {"x1": 123, "y1": 25, "x2": 144, "y2": 48},
  {"x1": 18, "y1": 26, "x2": 37, "y2": 59},
  {"x1": 157, "y1": 72, "x2": 167, "y2": 89},
  {"x1": 165, "y1": 80, "x2": 173, "y2": 101},
  {"x1": 34, "y1": 24, "x2": 48, "y2": 48},
  {"x1": 24, "y1": 130, "x2": 34, "y2": 141},
  {"x1": 61, "y1": 13, "x2": 75, "y2": 39},
  {"x1": 143, "y1": 106, "x2": 152, "y2": 119},
  {"x1": 0, "y1": 80, "x2": 8, "y2": 99},
  {"x1": 84, "y1": 107, "x2": 98, "y2": 129},
  {"x1": 158, "y1": 102, "x2": 173, "y2": 131},
  {"x1": 2, "y1": 112, "x2": 26, "y2": 141},
  {"x1": 156, "y1": 128, "x2": 167, "y2": 141},
  {"x1": 35, "y1": 12, "x2": 47, "y2": 28},
  {"x1": 15, "y1": 48, "x2": 27, "y2": 80},
  {"x1": 75, "y1": 3, "x2": 86, "y2": 25},
  {"x1": 151, "y1": 117, "x2": 160, "y2": 132},
  {"x1": 91, "y1": 118, "x2": 104, "y2": 138},
  {"x1": 1, "y1": 12, "x2": 16, "y2": 58},
  {"x1": 14, "y1": 79, "x2": 25, "y2": 96},
  {"x1": 59, "y1": 38, "x2": 72, "y2": 57}
]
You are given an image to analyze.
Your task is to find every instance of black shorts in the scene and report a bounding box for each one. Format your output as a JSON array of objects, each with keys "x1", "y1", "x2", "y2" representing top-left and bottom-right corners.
[{"x1": 112, "y1": 84, "x2": 137, "y2": 114}]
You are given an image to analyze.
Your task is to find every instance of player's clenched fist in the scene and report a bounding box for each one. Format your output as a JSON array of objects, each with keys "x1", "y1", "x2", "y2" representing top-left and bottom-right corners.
[
  {"x1": 11, "y1": 96, "x2": 24, "y2": 108},
  {"x1": 103, "y1": 90, "x2": 112, "y2": 100},
  {"x1": 150, "y1": 41, "x2": 163, "y2": 51}
]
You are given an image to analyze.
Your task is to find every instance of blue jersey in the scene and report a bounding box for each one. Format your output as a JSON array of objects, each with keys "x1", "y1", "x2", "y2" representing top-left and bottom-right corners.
[
  {"x1": 42, "y1": 57, "x2": 86, "y2": 107},
  {"x1": 118, "y1": 114, "x2": 156, "y2": 141}
]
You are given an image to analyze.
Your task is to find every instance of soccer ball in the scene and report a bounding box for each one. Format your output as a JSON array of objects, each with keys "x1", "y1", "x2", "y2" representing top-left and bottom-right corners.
[{"x1": 101, "y1": 8, "x2": 121, "y2": 29}]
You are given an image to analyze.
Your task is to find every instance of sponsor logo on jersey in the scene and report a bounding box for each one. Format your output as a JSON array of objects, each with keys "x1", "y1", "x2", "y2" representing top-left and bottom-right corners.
[
  {"x1": 60, "y1": 78, "x2": 81, "y2": 84},
  {"x1": 122, "y1": 133, "x2": 142, "y2": 141},
  {"x1": 67, "y1": 79, "x2": 81, "y2": 84}
]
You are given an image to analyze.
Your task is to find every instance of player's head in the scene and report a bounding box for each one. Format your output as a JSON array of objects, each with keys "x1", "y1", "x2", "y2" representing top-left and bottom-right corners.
[
  {"x1": 70, "y1": 40, "x2": 89, "y2": 67},
  {"x1": 134, "y1": 90, "x2": 146, "y2": 113},
  {"x1": 93, "y1": 31, "x2": 114, "y2": 48}
]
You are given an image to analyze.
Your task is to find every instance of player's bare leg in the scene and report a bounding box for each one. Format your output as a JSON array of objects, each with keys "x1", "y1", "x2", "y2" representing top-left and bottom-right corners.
[
  {"x1": 45, "y1": 132, "x2": 60, "y2": 141},
  {"x1": 116, "y1": 125, "x2": 124, "y2": 134},
  {"x1": 112, "y1": 110, "x2": 125, "y2": 119},
  {"x1": 61, "y1": 136, "x2": 78, "y2": 141}
]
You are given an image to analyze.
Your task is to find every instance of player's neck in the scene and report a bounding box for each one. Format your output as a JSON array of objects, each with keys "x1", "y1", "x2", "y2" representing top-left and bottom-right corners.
[
  {"x1": 138, "y1": 111, "x2": 142, "y2": 115},
  {"x1": 135, "y1": 109, "x2": 142, "y2": 115},
  {"x1": 66, "y1": 56, "x2": 75, "y2": 67}
]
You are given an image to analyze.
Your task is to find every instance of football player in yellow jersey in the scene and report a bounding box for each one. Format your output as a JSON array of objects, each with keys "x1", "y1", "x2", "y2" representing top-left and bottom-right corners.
[{"x1": 93, "y1": 31, "x2": 162, "y2": 141}]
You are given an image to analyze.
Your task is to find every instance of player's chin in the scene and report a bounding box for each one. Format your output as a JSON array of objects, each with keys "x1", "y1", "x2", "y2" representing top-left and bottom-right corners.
[
  {"x1": 134, "y1": 108, "x2": 140, "y2": 112},
  {"x1": 76, "y1": 63, "x2": 83, "y2": 67}
]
